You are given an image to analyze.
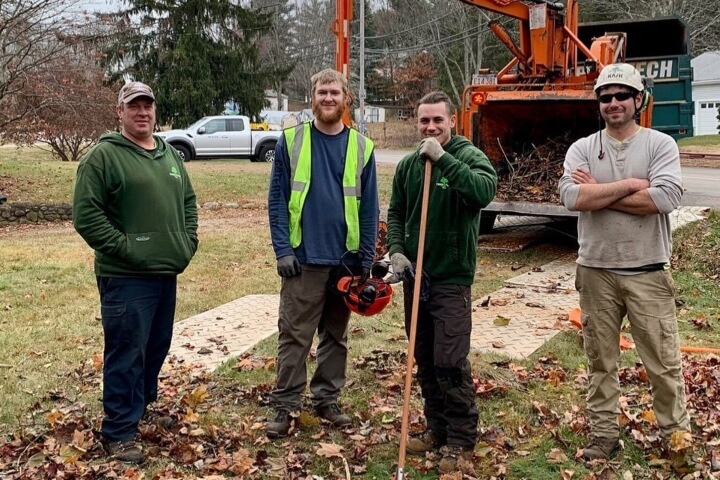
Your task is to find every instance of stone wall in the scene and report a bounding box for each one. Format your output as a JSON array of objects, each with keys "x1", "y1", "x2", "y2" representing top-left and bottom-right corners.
[{"x1": 0, "y1": 202, "x2": 73, "y2": 227}]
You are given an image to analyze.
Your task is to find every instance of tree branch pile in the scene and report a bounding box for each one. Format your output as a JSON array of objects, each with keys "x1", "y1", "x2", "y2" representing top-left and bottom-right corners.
[{"x1": 494, "y1": 134, "x2": 573, "y2": 204}]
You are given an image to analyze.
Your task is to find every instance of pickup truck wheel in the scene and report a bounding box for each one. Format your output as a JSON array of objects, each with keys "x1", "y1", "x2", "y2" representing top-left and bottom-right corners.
[
  {"x1": 173, "y1": 144, "x2": 192, "y2": 162},
  {"x1": 258, "y1": 145, "x2": 275, "y2": 163}
]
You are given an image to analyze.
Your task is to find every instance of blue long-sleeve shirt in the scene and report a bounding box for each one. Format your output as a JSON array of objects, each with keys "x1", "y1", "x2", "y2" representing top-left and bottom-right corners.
[{"x1": 268, "y1": 123, "x2": 379, "y2": 268}]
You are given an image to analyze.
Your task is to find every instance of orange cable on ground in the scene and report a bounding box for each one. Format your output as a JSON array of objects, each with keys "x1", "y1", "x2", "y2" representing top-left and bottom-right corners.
[{"x1": 567, "y1": 307, "x2": 720, "y2": 354}]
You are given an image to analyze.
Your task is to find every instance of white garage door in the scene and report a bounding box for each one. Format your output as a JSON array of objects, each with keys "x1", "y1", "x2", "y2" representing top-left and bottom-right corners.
[{"x1": 697, "y1": 101, "x2": 720, "y2": 135}]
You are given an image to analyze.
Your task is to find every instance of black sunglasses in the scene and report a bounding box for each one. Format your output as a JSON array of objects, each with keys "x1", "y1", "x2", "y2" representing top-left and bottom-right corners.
[{"x1": 598, "y1": 91, "x2": 636, "y2": 104}]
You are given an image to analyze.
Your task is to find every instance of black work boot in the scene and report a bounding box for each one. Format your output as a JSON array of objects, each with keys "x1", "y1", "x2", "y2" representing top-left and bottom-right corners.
[
  {"x1": 104, "y1": 439, "x2": 145, "y2": 464},
  {"x1": 407, "y1": 430, "x2": 446, "y2": 456},
  {"x1": 266, "y1": 409, "x2": 292, "y2": 439},
  {"x1": 315, "y1": 403, "x2": 352, "y2": 428},
  {"x1": 582, "y1": 436, "x2": 620, "y2": 461}
]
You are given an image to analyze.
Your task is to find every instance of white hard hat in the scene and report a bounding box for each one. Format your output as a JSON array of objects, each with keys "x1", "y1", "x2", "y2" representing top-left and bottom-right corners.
[{"x1": 594, "y1": 63, "x2": 644, "y2": 93}]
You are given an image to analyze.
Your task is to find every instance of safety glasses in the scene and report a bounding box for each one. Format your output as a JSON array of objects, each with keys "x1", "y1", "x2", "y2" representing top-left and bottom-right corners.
[{"x1": 598, "y1": 91, "x2": 636, "y2": 104}]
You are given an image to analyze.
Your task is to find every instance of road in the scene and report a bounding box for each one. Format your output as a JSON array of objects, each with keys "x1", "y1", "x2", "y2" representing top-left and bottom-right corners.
[
  {"x1": 375, "y1": 150, "x2": 720, "y2": 208},
  {"x1": 681, "y1": 167, "x2": 720, "y2": 208}
]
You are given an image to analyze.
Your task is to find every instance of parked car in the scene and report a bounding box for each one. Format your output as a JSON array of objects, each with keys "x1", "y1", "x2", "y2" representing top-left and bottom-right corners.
[{"x1": 157, "y1": 115, "x2": 280, "y2": 162}]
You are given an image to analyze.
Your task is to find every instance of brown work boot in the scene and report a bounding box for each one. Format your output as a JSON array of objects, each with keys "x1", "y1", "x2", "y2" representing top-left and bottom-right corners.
[
  {"x1": 581, "y1": 436, "x2": 620, "y2": 461},
  {"x1": 104, "y1": 439, "x2": 145, "y2": 464},
  {"x1": 315, "y1": 403, "x2": 352, "y2": 428},
  {"x1": 438, "y1": 444, "x2": 474, "y2": 474},
  {"x1": 266, "y1": 409, "x2": 292, "y2": 439},
  {"x1": 407, "y1": 430, "x2": 445, "y2": 456}
]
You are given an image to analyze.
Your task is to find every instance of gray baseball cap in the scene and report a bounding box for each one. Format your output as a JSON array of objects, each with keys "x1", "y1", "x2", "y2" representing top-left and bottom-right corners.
[{"x1": 118, "y1": 81, "x2": 155, "y2": 105}]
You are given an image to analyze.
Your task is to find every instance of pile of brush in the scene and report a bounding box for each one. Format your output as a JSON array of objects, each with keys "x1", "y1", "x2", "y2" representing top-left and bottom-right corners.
[{"x1": 494, "y1": 134, "x2": 574, "y2": 204}]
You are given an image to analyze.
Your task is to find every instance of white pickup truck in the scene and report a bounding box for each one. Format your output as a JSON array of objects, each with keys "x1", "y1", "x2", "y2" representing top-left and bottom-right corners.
[{"x1": 156, "y1": 115, "x2": 281, "y2": 162}]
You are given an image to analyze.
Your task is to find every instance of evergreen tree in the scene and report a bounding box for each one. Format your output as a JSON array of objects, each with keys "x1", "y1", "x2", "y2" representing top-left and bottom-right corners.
[{"x1": 107, "y1": 0, "x2": 288, "y2": 127}]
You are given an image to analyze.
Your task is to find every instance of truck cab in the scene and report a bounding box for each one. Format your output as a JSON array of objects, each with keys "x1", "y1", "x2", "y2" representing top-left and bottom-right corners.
[{"x1": 157, "y1": 115, "x2": 280, "y2": 162}]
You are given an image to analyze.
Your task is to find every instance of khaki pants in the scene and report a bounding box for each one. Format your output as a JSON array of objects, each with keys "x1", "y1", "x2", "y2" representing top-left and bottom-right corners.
[{"x1": 576, "y1": 265, "x2": 690, "y2": 439}]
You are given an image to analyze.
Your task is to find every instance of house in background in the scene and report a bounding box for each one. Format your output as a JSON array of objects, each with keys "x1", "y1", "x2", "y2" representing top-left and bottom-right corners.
[
  {"x1": 691, "y1": 51, "x2": 720, "y2": 136},
  {"x1": 354, "y1": 105, "x2": 386, "y2": 125},
  {"x1": 265, "y1": 90, "x2": 289, "y2": 111}
]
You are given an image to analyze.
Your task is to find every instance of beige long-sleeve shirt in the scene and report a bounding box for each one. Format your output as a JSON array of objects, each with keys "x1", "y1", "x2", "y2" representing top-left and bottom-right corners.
[{"x1": 558, "y1": 127, "x2": 683, "y2": 269}]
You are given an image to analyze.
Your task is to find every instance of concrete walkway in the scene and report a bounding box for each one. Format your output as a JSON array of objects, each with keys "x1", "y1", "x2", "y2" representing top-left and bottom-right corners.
[
  {"x1": 167, "y1": 295, "x2": 279, "y2": 371},
  {"x1": 166, "y1": 206, "x2": 710, "y2": 371}
]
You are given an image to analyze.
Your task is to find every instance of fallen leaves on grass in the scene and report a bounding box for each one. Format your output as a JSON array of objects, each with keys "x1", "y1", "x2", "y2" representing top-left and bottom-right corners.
[{"x1": 3, "y1": 349, "x2": 720, "y2": 478}]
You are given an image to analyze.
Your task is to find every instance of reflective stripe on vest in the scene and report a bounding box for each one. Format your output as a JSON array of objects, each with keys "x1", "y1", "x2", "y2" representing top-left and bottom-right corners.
[{"x1": 284, "y1": 122, "x2": 373, "y2": 250}]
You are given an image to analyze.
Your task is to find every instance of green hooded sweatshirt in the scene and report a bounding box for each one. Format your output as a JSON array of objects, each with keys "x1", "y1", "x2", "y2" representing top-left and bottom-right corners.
[
  {"x1": 73, "y1": 132, "x2": 198, "y2": 277},
  {"x1": 387, "y1": 135, "x2": 497, "y2": 285}
]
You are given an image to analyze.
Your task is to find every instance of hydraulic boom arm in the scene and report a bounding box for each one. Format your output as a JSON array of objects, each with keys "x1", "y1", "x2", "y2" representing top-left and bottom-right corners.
[{"x1": 331, "y1": 0, "x2": 353, "y2": 126}]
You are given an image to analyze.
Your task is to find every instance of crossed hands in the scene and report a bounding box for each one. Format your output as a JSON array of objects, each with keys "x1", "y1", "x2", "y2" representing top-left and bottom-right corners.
[
  {"x1": 571, "y1": 169, "x2": 598, "y2": 185},
  {"x1": 572, "y1": 169, "x2": 650, "y2": 191}
]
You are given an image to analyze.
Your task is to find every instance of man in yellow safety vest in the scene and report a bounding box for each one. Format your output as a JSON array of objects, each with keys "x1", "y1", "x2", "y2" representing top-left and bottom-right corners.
[{"x1": 266, "y1": 69, "x2": 379, "y2": 438}]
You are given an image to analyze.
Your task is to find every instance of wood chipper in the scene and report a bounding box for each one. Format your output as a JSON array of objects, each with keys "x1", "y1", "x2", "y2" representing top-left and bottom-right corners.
[{"x1": 455, "y1": 0, "x2": 654, "y2": 231}]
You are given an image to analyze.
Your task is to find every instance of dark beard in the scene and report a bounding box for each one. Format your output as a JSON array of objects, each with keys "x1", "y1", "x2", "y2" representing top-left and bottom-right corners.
[{"x1": 312, "y1": 102, "x2": 345, "y2": 125}]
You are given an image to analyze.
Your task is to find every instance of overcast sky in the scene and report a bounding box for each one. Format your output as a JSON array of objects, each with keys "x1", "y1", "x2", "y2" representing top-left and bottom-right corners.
[{"x1": 80, "y1": 0, "x2": 120, "y2": 13}]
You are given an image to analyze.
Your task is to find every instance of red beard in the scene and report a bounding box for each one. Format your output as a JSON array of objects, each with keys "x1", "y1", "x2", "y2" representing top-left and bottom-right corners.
[{"x1": 312, "y1": 101, "x2": 345, "y2": 125}]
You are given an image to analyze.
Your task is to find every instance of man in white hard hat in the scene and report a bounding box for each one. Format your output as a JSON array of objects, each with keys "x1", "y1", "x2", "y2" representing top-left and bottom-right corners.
[{"x1": 558, "y1": 63, "x2": 690, "y2": 461}]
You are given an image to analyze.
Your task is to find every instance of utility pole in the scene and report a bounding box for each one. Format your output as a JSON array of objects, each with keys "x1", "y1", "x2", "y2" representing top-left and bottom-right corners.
[{"x1": 359, "y1": 0, "x2": 366, "y2": 134}]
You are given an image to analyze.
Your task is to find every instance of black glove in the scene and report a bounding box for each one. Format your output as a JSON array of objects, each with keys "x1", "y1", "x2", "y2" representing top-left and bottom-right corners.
[
  {"x1": 277, "y1": 255, "x2": 302, "y2": 277},
  {"x1": 359, "y1": 266, "x2": 370, "y2": 284}
]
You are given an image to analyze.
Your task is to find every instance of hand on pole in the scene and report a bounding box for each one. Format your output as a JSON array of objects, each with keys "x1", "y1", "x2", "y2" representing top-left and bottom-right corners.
[{"x1": 419, "y1": 137, "x2": 444, "y2": 162}]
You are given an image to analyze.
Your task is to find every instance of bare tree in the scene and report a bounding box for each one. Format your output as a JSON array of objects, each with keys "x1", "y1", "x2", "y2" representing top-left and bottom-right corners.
[
  {"x1": 366, "y1": 0, "x2": 509, "y2": 107},
  {"x1": 578, "y1": 0, "x2": 720, "y2": 55},
  {"x1": 3, "y1": 47, "x2": 117, "y2": 161},
  {"x1": 0, "y1": 0, "x2": 87, "y2": 133},
  {"x1": 251, "y1": 0, "x2": 295, "y2": 110},
  {"x1": 286, "y1": 0, "x2": 335, "y2": 102}
]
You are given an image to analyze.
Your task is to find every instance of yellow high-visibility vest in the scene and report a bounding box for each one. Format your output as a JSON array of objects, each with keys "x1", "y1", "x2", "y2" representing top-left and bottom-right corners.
[{"x1": 284, "y1": 122, "x2": 373, "y2": 250}]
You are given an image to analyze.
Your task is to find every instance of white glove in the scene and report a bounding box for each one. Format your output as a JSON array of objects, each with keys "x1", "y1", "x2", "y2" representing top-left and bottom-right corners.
[
  {"x1": 390, "y1": 253, "x2": 414, "y2": 281},
  {"x1": 419, "y1": 137, "x2": 445, "y2": 162}
]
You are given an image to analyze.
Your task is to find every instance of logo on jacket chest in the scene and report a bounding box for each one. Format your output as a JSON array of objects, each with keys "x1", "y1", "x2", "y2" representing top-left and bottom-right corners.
[
  {"x1": 169, "y1": 166, "x2": 181, "y2": 179},
  {"x1": 436, "y1": 176, "x2": 450, "y2": 190}
]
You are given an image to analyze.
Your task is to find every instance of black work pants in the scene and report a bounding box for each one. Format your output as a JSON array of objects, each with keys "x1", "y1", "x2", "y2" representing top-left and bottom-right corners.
[
  {"x1": 97, "y1": 276, "x2": 177, "y2": 442},
  {"x1": 403, "y1": 282, "x2": 478, "y2": 449}
]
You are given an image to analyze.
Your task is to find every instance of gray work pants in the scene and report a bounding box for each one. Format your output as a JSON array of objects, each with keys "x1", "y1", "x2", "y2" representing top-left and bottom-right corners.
[{"x1": 270, "y1": 264, "x2": 351, "y2": 411}]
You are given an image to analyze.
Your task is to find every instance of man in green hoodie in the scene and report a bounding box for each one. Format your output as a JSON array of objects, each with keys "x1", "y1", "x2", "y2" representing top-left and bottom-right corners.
[
  {"x1": 387, "y1": 91, "x2": 497, "y2": 474},
  {"x1": 73, "y1": 81, "x2": 198, "y2": 464}
]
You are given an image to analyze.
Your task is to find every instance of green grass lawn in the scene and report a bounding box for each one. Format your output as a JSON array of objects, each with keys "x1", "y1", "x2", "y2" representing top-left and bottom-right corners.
[
  {"x1": 1, "y1": 147, "x2": 719, "y2": 479},
  {"x1": 677, "y1": 134, "x2": 720, "y2": 147},
  {"x1": 0, "y1": 147, "x2": 395, "y2": 207}
]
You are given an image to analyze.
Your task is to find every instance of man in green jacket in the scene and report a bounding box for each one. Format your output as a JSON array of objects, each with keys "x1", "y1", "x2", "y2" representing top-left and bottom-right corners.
[
  {"x1": 73, "y1": 81, "x2": 198, "y2": 464},
  {"x1": 387, "y1": 91, "x2": 497, "y2": 474}
]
